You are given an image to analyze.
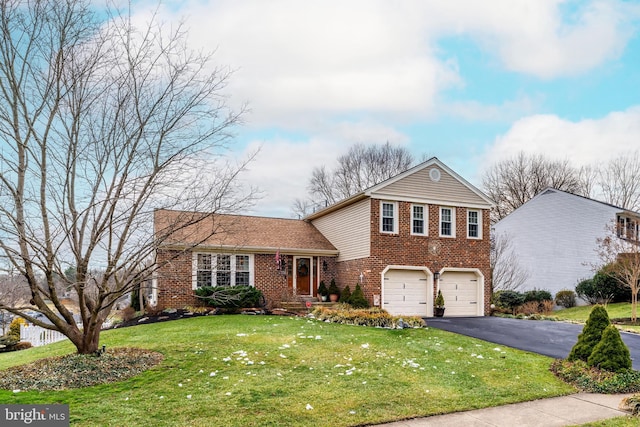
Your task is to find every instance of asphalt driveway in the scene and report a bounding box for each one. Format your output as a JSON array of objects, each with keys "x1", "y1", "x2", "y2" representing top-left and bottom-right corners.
[{"x1": 427, "y1": 316, "x2": 640, "y2": 370}]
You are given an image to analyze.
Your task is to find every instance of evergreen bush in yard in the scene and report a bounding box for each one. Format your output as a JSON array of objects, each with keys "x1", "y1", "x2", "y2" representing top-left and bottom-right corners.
[
  {"x1": 339, "y1": 285, "x2": 352, "y2": 303},
  {"x1": 496, "y1": 290, "x2": 525, "y2": 314},
  {"x1": 567, "y1": 305, "x2": 611, "y2": 362},
  {"x1": 524, "y1": 289, "x2": 553, "y2": 303},
  {"x1": 349, "y1": 283, "x2": 369, "y2": 308},
  {"x1": 555, "y1": 289, "x2": 577, "y2": 308},
  {"x1": 587, "y1": 325, "x2": 632, "y2": 372}
]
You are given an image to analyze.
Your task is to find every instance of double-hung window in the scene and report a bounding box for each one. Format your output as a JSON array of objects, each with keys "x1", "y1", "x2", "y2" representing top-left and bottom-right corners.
[
  {"x1": 467, "y1": 209, "x2": 481, "y2": 239},
  {"x1": 380, "y1": 201, "x2": 398, "y2": 234},
  {"x1": 194, "y1": 253, "x2": 253, "y2": 288},
  {"x1": 439, "y1": 207, "x2": 455, "y2": 237},
  {"x1": 411, "y1": 204, "x2": 427, "y2": 235}
]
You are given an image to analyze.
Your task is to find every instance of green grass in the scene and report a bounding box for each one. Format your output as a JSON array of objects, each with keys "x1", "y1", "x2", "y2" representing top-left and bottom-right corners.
[
  {"x1": 0, "y1": 316, "x2": 574, "y2": 426},
  {"x1": 555, "y1": 303, "x2": 640, "y2": 333},
  {"x1": 575, "y1": 417, "x2": 640, "y2": 426}
]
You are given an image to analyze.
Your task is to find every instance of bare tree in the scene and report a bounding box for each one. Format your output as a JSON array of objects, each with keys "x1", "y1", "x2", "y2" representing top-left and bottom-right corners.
[
  {"x1": 490, "y1": 232, "x2": 530, "y2": 292},
  {"x1": 597, "y1": 151, "x2": 640, "y2": 212},
  {"x1": 594, "y1": 220, "x2": 640, "y2": 321},
  {"x1": 0, "y1": 1, "x2": 255, "y2": 353},
  {"x1": 304, "y1": 142, "x2": 415, "y2": 211},
  {"x1": 482, "y1": 152, "x2": 585, "y2": 222},
  {"x1": 0, "y1": 273, "x2": 30, "y2": 334}
]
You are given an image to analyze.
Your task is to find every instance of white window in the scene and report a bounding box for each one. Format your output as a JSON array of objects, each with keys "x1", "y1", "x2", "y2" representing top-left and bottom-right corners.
[
  {"x1": 193, "y1": 253, "x2": 254, "y2": 289},
  {"x1": 411, "y1": 204, "x2": 427, "y2": 235},
  {"x1": 380, "y1": 201, "x2": 398, "y2": 234},
  {"x1": 439, "y1": 207, "x2": 456, "y2": 237},
  {"x1": 467, "y1": 209, "x2": 482, "y2": 239}
]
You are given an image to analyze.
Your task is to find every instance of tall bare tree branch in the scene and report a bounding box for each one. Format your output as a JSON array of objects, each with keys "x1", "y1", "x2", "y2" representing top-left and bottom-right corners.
[{"x1": 0, "y1": 0, "x2": 254, "y2": 353}]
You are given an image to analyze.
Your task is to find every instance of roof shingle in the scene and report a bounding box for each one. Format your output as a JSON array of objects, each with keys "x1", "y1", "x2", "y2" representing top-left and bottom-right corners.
[{"x1": 154, "y1": 209, "x2": 337, "y2": 254}]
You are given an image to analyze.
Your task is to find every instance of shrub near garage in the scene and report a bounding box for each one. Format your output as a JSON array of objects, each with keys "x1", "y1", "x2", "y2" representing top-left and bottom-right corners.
[
  {"x1": 349, "y1": 284, "x2": 369, "y2": 309},
  {"x1": 495, "y1": 290, "x2": 525, "y2": 315}
]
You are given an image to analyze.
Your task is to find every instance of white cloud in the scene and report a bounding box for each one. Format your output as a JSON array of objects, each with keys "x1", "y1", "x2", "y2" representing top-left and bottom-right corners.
[
  {"x1": 135, "y1": 0, "x2": 638, "y2": 128},
  {"x1": 237, "y1": 124, "x2": 410, "y2": 217},
  {"x1": 482, "y1": 106, "x2": 640, "y2": 168}
]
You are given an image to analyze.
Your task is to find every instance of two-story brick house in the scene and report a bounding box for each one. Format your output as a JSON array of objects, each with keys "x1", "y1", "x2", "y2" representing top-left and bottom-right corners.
[{"x1": 153, "y1": 157, "x2": 493, "y2": 316}]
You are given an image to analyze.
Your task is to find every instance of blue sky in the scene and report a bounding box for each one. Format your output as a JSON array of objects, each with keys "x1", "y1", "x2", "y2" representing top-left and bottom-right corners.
[{"x1": 133, "y1": 0, "x2": 640, "y2": 218}]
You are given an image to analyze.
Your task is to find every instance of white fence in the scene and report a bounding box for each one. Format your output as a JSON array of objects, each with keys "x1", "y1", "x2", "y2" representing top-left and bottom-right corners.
[{"x1": 20, "y1": 324, "x2": 68, "y2": 347}]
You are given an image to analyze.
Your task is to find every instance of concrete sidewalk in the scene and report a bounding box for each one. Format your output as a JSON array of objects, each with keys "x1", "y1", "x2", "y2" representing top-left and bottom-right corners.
[{"x1": 376, "y1": 393, "x2": 634, "y2": 427}]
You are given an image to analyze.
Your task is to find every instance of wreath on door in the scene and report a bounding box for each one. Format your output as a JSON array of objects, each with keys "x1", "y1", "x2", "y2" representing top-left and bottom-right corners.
[{"x1": 297, "y1": 260, "x2": 309, "y2": 277}]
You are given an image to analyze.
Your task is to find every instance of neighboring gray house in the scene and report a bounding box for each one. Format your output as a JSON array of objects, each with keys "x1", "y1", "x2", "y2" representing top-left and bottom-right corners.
[{"x1": 493, "y1": 188, "x2": 640, "y2": 299}]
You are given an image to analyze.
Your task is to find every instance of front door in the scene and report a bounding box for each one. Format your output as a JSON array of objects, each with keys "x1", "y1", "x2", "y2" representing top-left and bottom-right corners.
[{"x1": 295, "y1": 257, "x2": 312, "y2": 296}]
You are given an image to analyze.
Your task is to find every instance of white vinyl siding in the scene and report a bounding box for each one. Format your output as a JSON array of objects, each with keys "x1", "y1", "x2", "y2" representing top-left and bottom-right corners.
[
  {"x1": 380, "y1": 201, "x2": 398, "y2": 234},
  {"x1": 467, "y1": 209, "x2": 481, "y2": 239},
  {"x1": 440, "y1": 207, "x2": 456, "y2": 238},
  {"x1": 193, "y1": 253, "x2": 254, "y2": 289},
  {"x1": 493, "y1": 188, "x2": 631, "y2": 300},
  {"x1": 411, "y1": 204, "x2": 427, "y2": 235},
  {"x1": 311, "y1": 198, "x2": 371, "y2": 261}
]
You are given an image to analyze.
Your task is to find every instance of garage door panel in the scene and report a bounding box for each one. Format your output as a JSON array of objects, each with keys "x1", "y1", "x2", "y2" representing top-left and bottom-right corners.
[
  {"x1": 383, "y1": 270, "x2": 430, "y2": 317},
  {"x1": 439, "y1": 272, "x2": 481, "y2": 316}
]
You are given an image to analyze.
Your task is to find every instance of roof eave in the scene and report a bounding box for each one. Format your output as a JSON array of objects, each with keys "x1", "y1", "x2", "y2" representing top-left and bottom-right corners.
[{"x1": 158, "y1": 243, "x2": 339, "y2": 257}]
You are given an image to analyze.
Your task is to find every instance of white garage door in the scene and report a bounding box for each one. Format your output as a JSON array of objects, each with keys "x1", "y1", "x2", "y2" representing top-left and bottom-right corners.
[
  {"x1": 439, "y1": 271, "x2": 481, "y2": 316},
  {"x1": 383, "y1": 269, "x2": 429, "y2": 316}
]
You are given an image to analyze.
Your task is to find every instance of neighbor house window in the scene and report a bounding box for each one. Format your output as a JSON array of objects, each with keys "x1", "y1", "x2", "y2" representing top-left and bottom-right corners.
[
  {"x1": 440, "y1": 207, "x2": 455, "y2": 237},
  {"x1": 194, "y1": 253, "x2": 254, "y2": 289},
  {"x1": 380, "y1": 201, "x2": 398, "y2": 233},
  {"x1": 467, "y1": 209, "x2": 481, "y2": 239},
  {"x1": 617, "y1": 214, "x2": 639, "y2": 241},
  {"x1": 411, "y1": 204, "x2": 427, "y2": 235}
]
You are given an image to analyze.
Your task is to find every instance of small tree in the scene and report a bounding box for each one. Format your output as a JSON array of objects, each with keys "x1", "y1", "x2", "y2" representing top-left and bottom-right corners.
[
  {"x1": 594, "y1": 221, "x2": 640, "y2": 321},
  {"x1": 328, "y1": 280, "x2": 340, "y2": 300},
  {"x1": 587, "y1": 325, "x2": 632, "y2": 372},
  {"x1": 339, "y1": 285, "x2": 352, "y2": 304},
  {"x1": 490, "y1": 233, "x2": 530, "y2": 292},
  {"x1": 435, "y1": 290, "x2": 445, "y2": 308},
  {"x1": 317, "y1": 281, "x2": 328, "y2": 297},
  {"x1": 350, "y1": 284, "x2": 369, "y2": 309},
  {"x1": 567, "y1": 305, "x2": 611, "y2": 362}
]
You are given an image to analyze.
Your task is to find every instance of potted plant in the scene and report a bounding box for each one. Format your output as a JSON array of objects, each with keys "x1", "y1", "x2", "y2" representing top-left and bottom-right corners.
[
  {"x1": 318, "y1": 281, "x2": 328, "y2": 302},
  {"x1": 328, "y1": 279, "x2": 340, "y2": 303},
  {"x1": 434, "y1": 290, "x2": 445, "y2": 317}
]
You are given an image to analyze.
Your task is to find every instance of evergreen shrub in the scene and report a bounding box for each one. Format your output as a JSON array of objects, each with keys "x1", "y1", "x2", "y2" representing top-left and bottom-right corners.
[{"x1": 567, "y1": 305, "x2": 610, "y2": 362}]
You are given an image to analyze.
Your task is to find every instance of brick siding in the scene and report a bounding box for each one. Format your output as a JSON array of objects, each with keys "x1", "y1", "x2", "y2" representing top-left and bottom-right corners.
[{"x1": 156, "y1": 200, "x2": 491, "y2": 315}]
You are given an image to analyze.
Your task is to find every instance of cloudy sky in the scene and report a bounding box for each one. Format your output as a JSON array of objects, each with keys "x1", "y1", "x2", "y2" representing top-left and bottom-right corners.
[{"x1": 134, "y1": 0, "x2": 640, "y2": 218}]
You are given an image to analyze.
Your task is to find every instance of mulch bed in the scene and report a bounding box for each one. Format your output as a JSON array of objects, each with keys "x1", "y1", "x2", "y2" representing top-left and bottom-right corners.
[{"x1": 0, "y1": 347, "x2": 164, "y2": 391}]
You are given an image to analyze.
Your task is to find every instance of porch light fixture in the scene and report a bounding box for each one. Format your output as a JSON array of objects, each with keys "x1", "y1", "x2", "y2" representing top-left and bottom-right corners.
[
  {"x1": 434, "y1": 272, "x2": 440, "y2": 281},
  {"x1": 322, "y1": 260, "x2": 328, "y2": 272}
]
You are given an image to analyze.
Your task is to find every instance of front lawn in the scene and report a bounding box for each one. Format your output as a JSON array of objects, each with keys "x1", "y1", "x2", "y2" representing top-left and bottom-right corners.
[
  {"x1": 555, "y1": 303, "x2": 640, "y2": 333},
  {"x1": 0, "y1": 315, "x2": 574, "y2": 426}
]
